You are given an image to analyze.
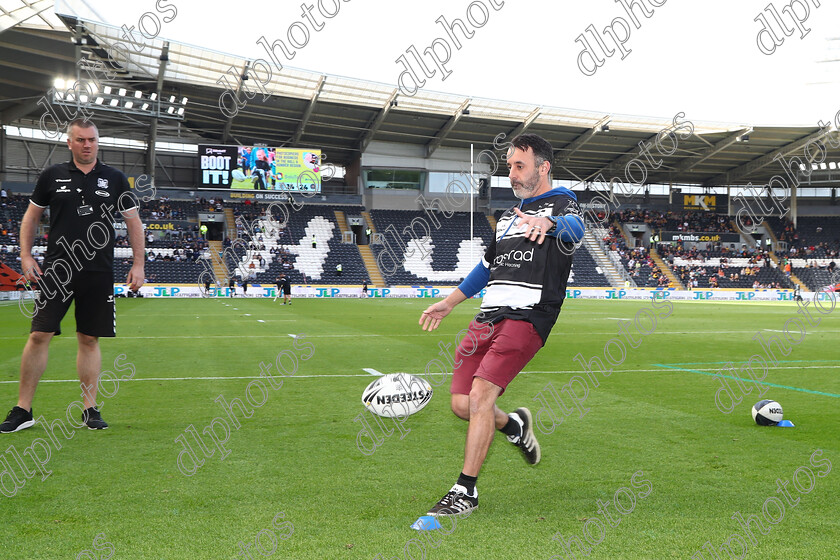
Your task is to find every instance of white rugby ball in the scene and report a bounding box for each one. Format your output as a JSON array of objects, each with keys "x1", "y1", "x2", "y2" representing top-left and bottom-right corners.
[
  {"x1": 362, "y1": 373, "x2": 433, "y2": 418},
  {"x1": 231, "y1": 169, "x2": 246, "y2": 181},
  {"x1": 752, "y1": 399, "x2": 783, "y2": 426}
]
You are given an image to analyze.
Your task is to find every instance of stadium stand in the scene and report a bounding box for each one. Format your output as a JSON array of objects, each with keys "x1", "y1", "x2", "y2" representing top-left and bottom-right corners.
[
  {"x1": 566, "y1": 244, "x2": 611, "y2": 287},
  {"x1": 368, "y1": 210, "x2": 494, "y2": 285},
  {"x1": 231, "y1": 203, "x2": 370, "y2": 286},
  {"x1": 602, "y1": 221, "x2": 667, "y2": 287},
  {"x1": 793, "y1": 264, "x2": 838, "y2": 291},
  {"x1": 766, "y1": 216, "x2": 840, "y2": 258},
  {"x1": 658, "y1": 244, "x2": 792, "y2": 289},
  {"x1": 0, "y1": 193, "x2": 834, "y2": 290},
  {"x1": 761, "y1": 216, "x2": 839, "y2": 290},
  {"x1": 0, "y1": 194, "x2": 374, "y2": 287},
  {"x1": 366, "y1": 209, "x2": 612, "y2": 287}
]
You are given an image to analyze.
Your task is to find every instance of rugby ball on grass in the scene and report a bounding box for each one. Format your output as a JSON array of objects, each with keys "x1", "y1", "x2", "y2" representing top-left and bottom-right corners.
[
  {"x1": 752, "y1": 399, "x2": 783, "y2": 426},
  {"x1": 231, "y1": 168, "x2": 247, "y2": 181},
  {"x1": 362, "y1": 373, "x2": 433, "y2": 418}
]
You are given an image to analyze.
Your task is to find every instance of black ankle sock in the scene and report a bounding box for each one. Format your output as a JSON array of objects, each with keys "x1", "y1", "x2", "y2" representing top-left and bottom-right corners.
[
  {"x1": 500, "y1": 414, "x2": 521, "y2": 438},
  {"x1": 457, "y1": 473, "x2": 477, "y2": 495}
]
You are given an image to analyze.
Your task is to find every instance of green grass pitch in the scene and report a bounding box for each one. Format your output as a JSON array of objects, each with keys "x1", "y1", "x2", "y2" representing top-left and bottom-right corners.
[{"x1": 0, "y1": 296, "x2": 838, "y2": 559}]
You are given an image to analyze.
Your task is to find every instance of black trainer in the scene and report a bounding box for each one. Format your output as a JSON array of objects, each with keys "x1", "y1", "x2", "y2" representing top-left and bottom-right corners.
[
  {"x1": 0, "y1": 406, "x2": 35, "y2": 433},
  {"x1": 426, "y1": 484, "x2": 478, "y2": 516},
  {"x1": 507, "y1": 407, "x2": 541, "y2": 465},
  {"x1": 82, "y1": 407, "x2": 109, "y2": 430}
]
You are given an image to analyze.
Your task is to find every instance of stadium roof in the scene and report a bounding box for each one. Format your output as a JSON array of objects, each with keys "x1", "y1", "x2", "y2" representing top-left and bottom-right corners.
[{"x1": 1, "y1": 3, "x2": 839, "y2": 188}]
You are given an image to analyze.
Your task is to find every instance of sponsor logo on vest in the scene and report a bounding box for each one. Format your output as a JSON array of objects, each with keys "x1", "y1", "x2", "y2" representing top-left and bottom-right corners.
[{"x1": 494, "y1": 247, "x2": 534, "y2": 268}]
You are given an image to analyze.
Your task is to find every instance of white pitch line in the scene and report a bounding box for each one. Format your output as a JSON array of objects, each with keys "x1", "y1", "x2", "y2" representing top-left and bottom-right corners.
[
  {"x1": 2, "y1": 365, "x2": 837, "y2": 386},
  {"x1": 0, "y1": 329, "x2": 838, "y2": 341},
  {"x1": 364, "y1": 368, "x2": 384, "y2": 376},
  {"x1": 257, "y1": 320, "x2": 265, "y2": 323},
  {"x1": 0, "y1": 374, "x2": 381, "y2": 385}
]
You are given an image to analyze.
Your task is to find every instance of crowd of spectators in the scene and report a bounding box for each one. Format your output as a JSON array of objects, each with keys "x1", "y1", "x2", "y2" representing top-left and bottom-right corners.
[
  {"x1": 671, "y1": 262, "x2": 786, "y2": 289},
  {"x1": 659, "y1": 243, "x2": 782, "y2": 288},
  {"x1": 0, "y1": 191, "x2": 27, "y2": 246},
  {"x1": 602, "y1": 224, "x2": 671, "y2": 286},
  {"x1": 139, "y1": 195, "x2": 191, "y2": 221},
  {"x1": 656, "y1": 243, "x2": 768, "y2": 261},
  {"x1": 194, "y1": 196, "x2": 225, "y2": 214},
  {"x1": 613, "y1": 209, "x2": 668, "y2": 229},
  {"x1": 776, "y1": 218, "x2": 839, "y2": 259},
  {"x1": 142, "y1": 240, "x2": 208, "y2": 263},
  {"x1": 613, "y1": 209, "x2": 734, "y2": 233}
]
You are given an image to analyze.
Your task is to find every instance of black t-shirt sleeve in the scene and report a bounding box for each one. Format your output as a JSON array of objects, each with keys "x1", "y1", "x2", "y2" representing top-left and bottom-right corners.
[
  {"x1": 553, "y1": 195, "x2": 580, "y2": 216},
  {"x1": 483, "y1": 235, "x2": 495, "y2": 266},
  {"x1": 483, "y1": 213, "x2": 502, "y2": 266},
  {"x1": 31, "y1": 167, "x2": 52, "y2": 208},
  {"x1": 115, "y1": 172, "x2": 137, "y2": 213}
]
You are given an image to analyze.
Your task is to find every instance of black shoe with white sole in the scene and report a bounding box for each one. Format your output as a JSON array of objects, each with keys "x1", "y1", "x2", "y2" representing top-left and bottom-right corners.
[
  {"x1": 507, "y1": 407, "x2": 541, "y2": 465},
  {"x1": 426, "y1": 484, "x2": 478, "y2": 516},
  {"x1": 0, "y1": 406, "x2": 35, "y2": 433},
  {"x1": 82, "y1": 407, "x2": 109, "y2": 430}
]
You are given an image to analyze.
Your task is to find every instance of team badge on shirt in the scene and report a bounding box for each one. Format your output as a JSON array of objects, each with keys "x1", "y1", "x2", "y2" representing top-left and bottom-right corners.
[{"x1": 97, "y1": 178, "x2": 109, "y2": 189}]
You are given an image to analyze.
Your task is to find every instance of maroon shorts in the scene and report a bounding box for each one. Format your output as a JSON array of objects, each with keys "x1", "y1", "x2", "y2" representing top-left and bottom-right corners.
[{"x1": 450, "y1": 318, "x2": 543, "y2": 396}]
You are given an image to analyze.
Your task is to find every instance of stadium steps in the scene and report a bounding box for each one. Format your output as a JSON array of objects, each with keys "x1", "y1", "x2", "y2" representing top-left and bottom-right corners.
[
  {"x1": 224, "y1": 208, "x2": 236, "y2": 239},
  {"x1": 763, "y1": 221, "x2": 780, "y2": 250},
  {"x1": 206, "y1": 240, "x2": 227, "y2": 282},
  {"x1": 486, "y1": 214, "x2": 497, "y2": 231},
  {"x1": 334, "y1": 210, "x2": 350, "y2": 234},
  {"x1": 770, "y1": 253, "x2": 807, "y2": 290},
  {"x1": 358, "y1": 245, "x2": 386, "y2": 287},
  {"x1": 582, "y1": 229, "x2": 624, "y2": 287},
  {"x1": 650, "y1": 248, "x2": 684, "y2": 289},
  {"x1": 788, "y1": 273, "x2": 808, "y2": 290},
  {"x1": 361, "y1": 211, "x2": 377, "y2": 234},
  {"x1": 614, "y1": 219, "x2": 635, "y2": 246},
  {"x1": 333, "y1": 210, "x2": 356, "y2": 244}
]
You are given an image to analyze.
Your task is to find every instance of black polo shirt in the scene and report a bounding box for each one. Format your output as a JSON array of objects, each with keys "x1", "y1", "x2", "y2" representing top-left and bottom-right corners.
[{"x1": 30, "y1": 159, "x2": 135, "y2": 273}]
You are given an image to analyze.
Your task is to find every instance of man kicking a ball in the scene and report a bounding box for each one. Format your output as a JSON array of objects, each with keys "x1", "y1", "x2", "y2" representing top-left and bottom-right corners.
[{"x1": 419, "y1": 133, "x2": 584, "y2": 516}]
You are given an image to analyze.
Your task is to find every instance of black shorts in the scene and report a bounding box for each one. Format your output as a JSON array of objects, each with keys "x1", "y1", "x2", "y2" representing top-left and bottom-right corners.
[{"x1": 30, "y1": 271, "x2": 116, "y2": 337}]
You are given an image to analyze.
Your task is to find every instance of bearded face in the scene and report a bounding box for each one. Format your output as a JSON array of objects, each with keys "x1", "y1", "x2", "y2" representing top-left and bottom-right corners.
[
  {"x1": 507, "y1": 146, "x2": 547, "y2": 200},
  {"x1": 511, "y1": 165, "x2": 542, "y2": 199}
]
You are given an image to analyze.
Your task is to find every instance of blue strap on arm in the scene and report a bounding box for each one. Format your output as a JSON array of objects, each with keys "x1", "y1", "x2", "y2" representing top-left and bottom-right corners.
[
  {"x1": 457, "y1": 261, "x2": 490, "y2": 299},
  {"x1": 548, "y1": 214, "x2": 585, "y2": 242}
]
